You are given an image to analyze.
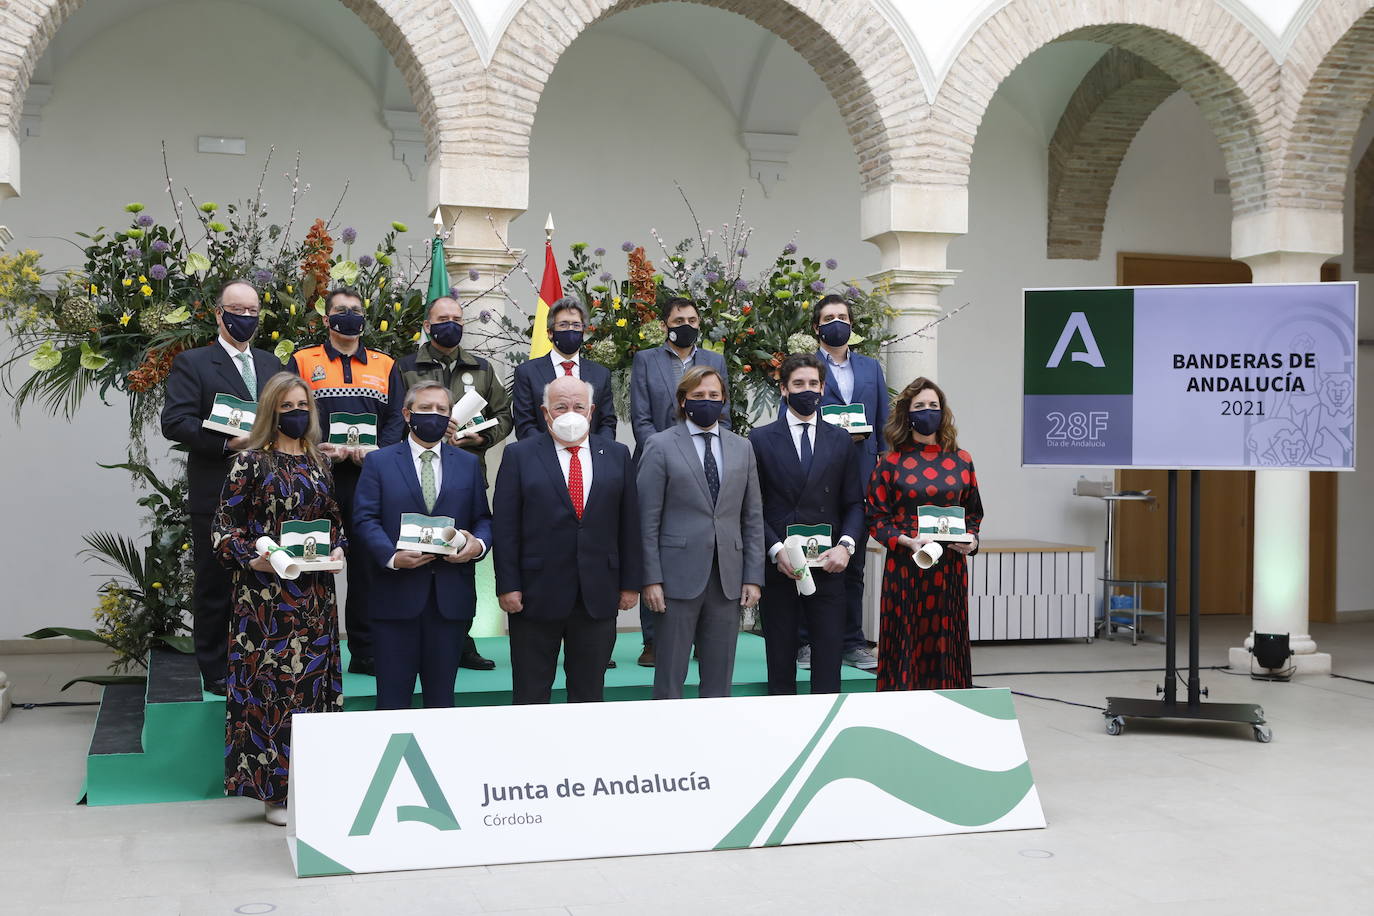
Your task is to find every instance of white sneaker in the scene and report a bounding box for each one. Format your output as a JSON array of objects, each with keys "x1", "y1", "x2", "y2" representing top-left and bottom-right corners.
[
  {"x1": 796, "y1": 645, "x2": 812, "y2": 669},
  {"x1": 264, "y1": 802, "x2": 288, "y2": 827},
  {"x1": 843, "y1": 646, "x2": 878, "y2": 670}
]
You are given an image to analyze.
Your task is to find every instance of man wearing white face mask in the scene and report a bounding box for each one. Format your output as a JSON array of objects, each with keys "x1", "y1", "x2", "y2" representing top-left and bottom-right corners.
[{"x1": 493, "y1": 376, "x2": 642, "y2": 704}]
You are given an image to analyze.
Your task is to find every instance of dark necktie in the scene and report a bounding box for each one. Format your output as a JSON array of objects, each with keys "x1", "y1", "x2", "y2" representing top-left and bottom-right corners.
[
  {"x1": 700, "y1": 432, "x2": 720, "y2": 504},
  {"x1": 799, "y1": 422, "x2": 813, "y2": 477}
]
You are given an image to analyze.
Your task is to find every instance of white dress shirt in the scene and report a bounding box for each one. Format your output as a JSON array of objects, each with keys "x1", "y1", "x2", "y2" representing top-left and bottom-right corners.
[
  {"x1": 554, "y1": 436, "x2": 594, "y2": 507},
  {"x1": 787, "y1": 409, "x2": 817, "y2": 462},
  {"x1": 549, "y1": 349, "x2": 582, "y2": 378},
  {"x1": 685, "y1": 417, "x2": 724, "y2": 475},
  {"x1": 822, "y1": 347, "x2": 855, "y2": 404}
]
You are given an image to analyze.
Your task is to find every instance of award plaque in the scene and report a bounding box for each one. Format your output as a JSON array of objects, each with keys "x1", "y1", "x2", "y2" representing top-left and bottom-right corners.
[
  {"x1": 279, "y1": 519, "x2": 344, "y2": 572},
  {"x1": 396, "y1": 513, "x2": 466, "y2": 556},
  {"x1": 784, "y1": 523, "x2": 833, "y2": 568},
  {"x1": 202, "y1": 393, "x2": 258, "y2": 437},
  {"x1": 328, "y1": 412, "x2": 378, "y2": 448},
  {"x1": 916, "y1": 506, "x2": 974, "y2": 543},
  {"x1": 821, "y1": 403, "x2": 872, "y2": 435}
]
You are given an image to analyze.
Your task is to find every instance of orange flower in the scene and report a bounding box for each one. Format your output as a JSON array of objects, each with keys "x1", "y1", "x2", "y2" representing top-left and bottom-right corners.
[
  {"x1": 742, "y1": 364, "x2": 753, "y2": 373},
  {"x1": 742, "y1": 305, "x2": 751, "y2": 315}
]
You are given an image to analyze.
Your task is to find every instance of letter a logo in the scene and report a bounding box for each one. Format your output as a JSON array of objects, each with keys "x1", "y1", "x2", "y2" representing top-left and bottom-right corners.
[
  {"x1": 1045, "y1": 312, "x2": 1106, "y2": 369},
  {"x1": 349, "y1": 733, "x2": 460, "y2": 836}
]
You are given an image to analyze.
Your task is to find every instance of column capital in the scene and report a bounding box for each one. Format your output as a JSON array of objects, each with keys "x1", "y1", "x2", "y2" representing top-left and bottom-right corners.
[
  {"x1": 861, "y1": 185, "x2": 967, "y2": 270},
  {"x1": 1231, "y1": 207, "x2": 1341, "y2": 275}
]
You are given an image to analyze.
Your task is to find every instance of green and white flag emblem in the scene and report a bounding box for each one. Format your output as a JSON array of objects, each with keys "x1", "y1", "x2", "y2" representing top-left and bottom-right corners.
[
  {"x1": 917, "y1": 506, "x2": 967, "y2": 539},
  {"x1": 397, "y1": 513, "x2": 462, "y2": 554},
  {"x1": 281, "y1": 519, "x2": 332, "y2": 560},
  {"x1": 203, "y1": 393, "x2": 257, "y2": 436},
  {"x1": 785, "y1": 523, "x2": 832, "y2": 566},
  {"x1": 329, "y1": 412, "x2": 378, "y2": 447},
  {"x1": 821, "y1": 404, "x2": 870, "y2": 433}
]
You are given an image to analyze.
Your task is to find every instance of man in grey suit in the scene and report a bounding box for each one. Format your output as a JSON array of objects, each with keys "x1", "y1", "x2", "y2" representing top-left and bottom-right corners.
[
  {"x1": 629, "y1": 296, "x2": 729, "y2": 667},
  {"x1": 638, "y1": 365, "x2": 763, "y2": 700}
]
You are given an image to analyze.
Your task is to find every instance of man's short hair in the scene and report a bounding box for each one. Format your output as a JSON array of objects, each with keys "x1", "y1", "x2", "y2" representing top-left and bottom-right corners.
[
  {"x1": 542, "y1": 378, "x2": 596, "y2": 410},
  {"x1": 426, "y1": 295, "x2": 461, "y2": 320},
  {"x1": 215, "y1": 278, "x2": 259, "y2": 307},
  {"x1": 675, "y1": 365, "x2": 726, "y2": 417},
  {"x1": 325, "y1": 286, "x2": 363, "y2": 311},
  {"x1": 547, "y1": 296, "x2": 589, "y2": 331},
  {"x1": 403, "y1": 380, "x2": 454, "y2": 411},
  {"x1": 779, "y1": 352, "x2": 826, "y2": 386},
  {"x1": 811, "y1": 293, "x2": 851, "y2": 330},
  {"x1": 661, "y1": 296, "x2": 698, "y2": 323}
]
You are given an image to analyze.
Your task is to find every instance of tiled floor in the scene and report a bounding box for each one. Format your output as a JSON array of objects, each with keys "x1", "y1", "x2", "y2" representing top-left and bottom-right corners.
[{"x1": 2, "y1": 615, "x2": 1373, "y2": 915}]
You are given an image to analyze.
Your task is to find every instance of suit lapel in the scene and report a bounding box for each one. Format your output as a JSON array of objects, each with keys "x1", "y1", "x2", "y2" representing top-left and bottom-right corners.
[
  {"x1": 672, "y1": 424, "x2": 713, "y2": 506},
  {"x1": 536, "y1": 436, "x2": 577, "y2": 516},
  {"x1": 770, "y1": 419, "x2": 805, "y2": 497},
  {"x1": 717, "y1": 431, "x2": 746, "y2": 508},
  {"x1": 211, "y1": 346, "x2": 252, "y2": 400},
  {"x1": 583, "y1": 438, "x2": 612, "y2": 516},
  {"x1": 437, "y1": 445, "x2": 465, "y2": 505},
  {"x1": 654, "y1": 348, "x2": 677, "y2": 408},
  {"x1": 817, "y1": 349, "x2": 843, "y2": 405},
  {"x1": 801, "y1": 419, "x2": 831, "y2": 490},
  {"x1": 396, "y1": 442, "x2": 426, "y2": 509}
]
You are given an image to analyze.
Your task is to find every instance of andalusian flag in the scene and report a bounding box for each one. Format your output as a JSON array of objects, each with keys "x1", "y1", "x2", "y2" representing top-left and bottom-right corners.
[
  {"x1": 530, "y1": 224, "x2": 561, "y2": 360},
  {"x1": 427, "y1": 233, "x2": 450, "y2": 302}
]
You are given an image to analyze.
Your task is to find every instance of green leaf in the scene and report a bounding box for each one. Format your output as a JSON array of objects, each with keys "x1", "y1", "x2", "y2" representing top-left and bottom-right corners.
[
  {"x1": 79, "y1": 341, "x2": 109, "y2": 370},
  {"x1": 185, "y1": 251, "x2": 211, "y2": 275},
  {"x1": 28, "y1": 341, "x2": 62, "y2": 371},
  {"x1": 329, "y1": 260, "x2": 359, "y2": 285},
  {"x1": 156, "y1": 635, "x2": 195, "y2": 654},
  {"x1": 161, "y1": 305, "x2": 190, "y2": 324},
  {"x1": 274, "y1": 339, "x2": 295, "y2": 362},
  {"x1": 25, "y1": 627, "x2": 115, "y2": 645},
  {"x1": 81, "y1": 531, "x2": 146, "y2": 582},
  {"x1": 61, "y1": 675, "x2": 147, "y2": 691}
]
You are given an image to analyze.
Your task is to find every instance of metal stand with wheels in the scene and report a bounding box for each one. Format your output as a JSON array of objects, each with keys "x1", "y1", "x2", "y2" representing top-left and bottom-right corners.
[{"x1": 1103, "y1": 470, "x2": 1271, "y2": 743}]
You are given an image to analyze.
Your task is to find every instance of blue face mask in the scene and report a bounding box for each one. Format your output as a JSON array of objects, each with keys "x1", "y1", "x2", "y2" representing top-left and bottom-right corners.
[
  {"x1": 551, "y1": 328, "x2": 584, "y2": 356},
  {"x1": 220, "y1": 309, "x2": 259, "y2": 343},
  {"x1": 328, "y1": 311, "x2": 365, "y2": 336},
  {"x1": 817, "y1": 319, "x2": 851, "y2": 347},
  {"x1": 408, "y1": 411, "x2": 450, "y2": 444},
  {"x1": 277, "y1": 408, "x2": 310, "y2": 440},
  {"x1": 786, "y1": 390, "x2": 822, "y2": 417},
  {"x1": 429, "y1": 320, "x2": 463, "y2": 349},
  {"x1": 909, "y1": 408, "x2": 942, "y2": 437},
  {"x1": 683, "y1": 398, "x2": 725, "y2": 428}
]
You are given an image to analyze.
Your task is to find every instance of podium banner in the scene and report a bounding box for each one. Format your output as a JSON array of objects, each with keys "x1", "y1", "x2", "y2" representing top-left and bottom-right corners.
[{"x1": 288, "y1": 690, "x2": 1044, "y2": 877}]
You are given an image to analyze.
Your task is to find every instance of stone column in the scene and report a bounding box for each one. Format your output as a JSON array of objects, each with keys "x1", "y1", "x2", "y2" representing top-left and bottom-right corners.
[
  {"x1": 861, "y1": 186, "x2": 965, "y2": 387},
  {"x1": 0, "y1": 669, "x2": 11, "y2": 722},
  {"x1": 1228, "y1": 208, "x2": 1341, "y2": 674}
]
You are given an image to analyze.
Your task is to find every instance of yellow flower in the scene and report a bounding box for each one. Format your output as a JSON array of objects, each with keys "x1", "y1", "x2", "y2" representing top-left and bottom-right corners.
[
  {"x1": 90, "y1": 284, "x2": 98, "y2": 295},
  {"x1": 140, "y1": 284, "x2": 153, "y2": 296},
  {"x1": 392, "y1": 301, "x2": 401, "y2": 313},
  {"x1": 289, "y1": 303, "x2": 296, "y2": 316},
  {"x1": 122, "y1": 278, "x2": 133, "y2": 288},
  {"x1": 263, "y1": 291, "x2": 272, "y2": 303},
  {"x1": 286, "y1": 284, "x2": 294, "y2": 293},
  {"x1": 411, "y1": 331, "x2": 421, "y2": 341},
  {"x1": 379, "y1": 276, "x2": 387, "y2": 287},
  {"x1": 616, "y1": 318, "x2": 627, "y2": 327},
  {"x1": 612, "y1": 297, "x2": 622, "y2": 310},
  {"x1": 271, "y1": 330, "x2": 280, "y2": 340},
  {"x1": 380, "y1": 319, "x2": 389, "y2": 331},
  {"x1": 181, "y1": 543, "x2": 189, "y2": 550},
  {"x1": 118, "y1": 312, "x2": 132, "y2": 326},
  {"x1": 138, "y1": 275, "x2": 147, "y2": 284},
  {"x1": 151, "y1": 582, "x2": 163, "y2": 589},
  {"x1": 363, "y1": 298, "x2": 371, "y2": 308},
  {"x1": 638, "y1": 329, "x2": 648, "y2": 339}
]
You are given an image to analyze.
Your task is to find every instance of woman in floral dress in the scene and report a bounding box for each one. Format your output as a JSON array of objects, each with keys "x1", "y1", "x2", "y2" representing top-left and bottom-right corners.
[
  {"x1": 866, "y1": 377, "x2": 983, "y2": 690},
  {"x1": 213, "y1": 372, "x2": 345, "y2": 825}
]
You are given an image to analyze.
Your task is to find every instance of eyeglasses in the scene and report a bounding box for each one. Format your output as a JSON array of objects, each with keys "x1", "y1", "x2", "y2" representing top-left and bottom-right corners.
[
  {"x1": 553, "y1": 321, "x2": 585, "y2": 331},
  {"x1": 330, "y1": 306, "x2": 366, "y2": 316},
  {"x1": 222, "y1": 307, "x2": 260, "y2": 317}
]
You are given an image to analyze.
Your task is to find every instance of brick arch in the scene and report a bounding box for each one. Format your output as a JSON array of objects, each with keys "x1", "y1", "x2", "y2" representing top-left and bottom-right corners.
[
  {"x1": 0, "y1": 0, "x2": 476, "y2": 160},
  {"x1": 1353, "y1": 139, "x2": 1374, "y2": 272},
  {"x1": 1047, "y1": 48, "x2": 1179, "y2": 260},
  {"x1": 484, "y1": 0, "x2": 927, "y2": 192},
  {"x1": 933, "y1": 0, "x2": 1279, "y2": 216}
]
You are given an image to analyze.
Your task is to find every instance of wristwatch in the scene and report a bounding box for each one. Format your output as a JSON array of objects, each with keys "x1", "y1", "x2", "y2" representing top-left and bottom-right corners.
[{"x1": 838, "y1": 536, "x2": 856, "y2": 556}]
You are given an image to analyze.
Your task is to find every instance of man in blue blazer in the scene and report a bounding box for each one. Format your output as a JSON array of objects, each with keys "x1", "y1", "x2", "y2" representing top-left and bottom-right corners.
[
  {"x1": 353, "y1": 380, "x2": 493, "y2": 709},
  {"x1": 511, "y1": 296, "x2": 616, "y2": 440},
  {"x1": 754, "y1": 354, "x2": 865, "y2": 694},
  {"x1": 628, "y1": 296, "x2": 729, "y2": 666},
  {"x1": 781, "y1": 295, "x2": 890, "y2": 672},
  {"x1": 494, "y1": 376, "x2": 642, "y2": 704}
]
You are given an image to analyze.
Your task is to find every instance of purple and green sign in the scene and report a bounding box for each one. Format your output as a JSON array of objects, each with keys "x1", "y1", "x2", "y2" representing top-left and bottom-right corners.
[{"x1": 1022, "y1": 283, "x2": 1357, "y2": 470}]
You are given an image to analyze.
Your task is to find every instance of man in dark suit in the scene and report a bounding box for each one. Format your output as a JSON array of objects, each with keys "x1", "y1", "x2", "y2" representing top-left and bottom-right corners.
[
  {"x1": 160, "y1": 279, "x2": 283, "y2": 693},
  {"x1": 754, "y1": 354, "x2": 865, "y2": 694},
  {"x1": 628, "y1": 297, "x2": 729, "y2": 667},
  {"x1": 352, "y1": 380, "x2": 493, "y2": 709},
  {"x1": 511, "y1": 296, "x2": 615, "y2": 440},
  {"x1": 494, "y1": 376, "x2": 642, "y2": 704}
]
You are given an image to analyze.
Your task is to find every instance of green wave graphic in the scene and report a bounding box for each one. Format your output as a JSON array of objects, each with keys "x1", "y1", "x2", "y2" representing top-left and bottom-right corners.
[{"x1": 935, "y1": 687, "x2": 1018, "y2": 720}]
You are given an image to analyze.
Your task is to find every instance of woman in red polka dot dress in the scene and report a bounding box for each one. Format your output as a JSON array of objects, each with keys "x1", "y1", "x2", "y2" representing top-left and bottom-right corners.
[{"x1": 866, "y1": 377, "x2": 983, "y2": 690}]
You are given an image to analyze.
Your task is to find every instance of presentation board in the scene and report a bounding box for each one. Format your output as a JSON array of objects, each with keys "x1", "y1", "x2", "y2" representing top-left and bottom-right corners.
[{"x1": 1022, "y1": 282, "x2": 1358, "y2": 470}]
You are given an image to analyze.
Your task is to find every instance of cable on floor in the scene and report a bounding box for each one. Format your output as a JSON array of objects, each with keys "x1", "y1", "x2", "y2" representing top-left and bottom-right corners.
[
  {"x1": 1331, "y1": 672, "x2": 1374, "y2": 686},
  {"x1": 12, "y1": 701, "x2": 102, "y2": 709}
]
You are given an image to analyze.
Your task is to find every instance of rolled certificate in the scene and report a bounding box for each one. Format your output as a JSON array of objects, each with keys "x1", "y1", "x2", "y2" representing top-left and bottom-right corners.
[
  {"x1": 451, "y1": 389, "x2": 488, "y2": 429},
  {"x1": 255, "y1": 536, "x2": 302, "y2": 580},
  {"x1": 783, "y1": 535, "x2": 817, "y2": 597},
  {"x1": 914, "y1": 540, "x2": 944, "y2": 570}
]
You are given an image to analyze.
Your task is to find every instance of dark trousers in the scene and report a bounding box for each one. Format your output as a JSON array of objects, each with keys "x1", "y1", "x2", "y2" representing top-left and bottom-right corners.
[
  {"x1": 190, "y1": 512, "x2": 233, "y2": 684},
  {"x1": 639, "y1": 602, "x2": 656, "y2": 647},
  {"x1": 764, "y1": 568, "x2": 845, "y2": 694},
  {"x1": 508, "y1": 597, "x2": 615, "y2": 704},
  {"x1": 333, "y1": 464, "x2": 374, "y2": 661},
  {"x1": 800, "y1": 549, "x2": 868, "y2": 652},
  {"x1": 371, "y1": 588, "x2": 469, "y2": 709}
]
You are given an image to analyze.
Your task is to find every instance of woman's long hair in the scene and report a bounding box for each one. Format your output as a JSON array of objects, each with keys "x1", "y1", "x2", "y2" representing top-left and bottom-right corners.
[
  {"x1": 883, "y1": 376, "x2": 960, "y2": 452},
  {"x1": 240, "y1": 371, "x2": 325, "y2": 465}
]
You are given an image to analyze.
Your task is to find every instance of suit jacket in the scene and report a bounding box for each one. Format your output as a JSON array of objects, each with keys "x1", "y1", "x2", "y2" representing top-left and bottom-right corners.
[
  {"x1": 629, "y1": 345, "x2": 730, "y2": 457},
  {"x1": 750, "y1": 415, "x2": 865, "y2": 581},
  {"x1": 160, "y1": 342, "x2": 285, "y2": 515},
  {"x1": 352, "y1": 440, "x2": 494, "y2": 621},
  {"x1": 492, "y1": 432, "x2": 641, "y2": 620},
  {"x1": 511, "y1": 355, "x2": 616, "y2": 440},
  {"x1": 637, "y1": 422, "x2": 763, "y2": 601},
  {"x1": 779, "y1": 350, "x2": 890, "y2": 473}
]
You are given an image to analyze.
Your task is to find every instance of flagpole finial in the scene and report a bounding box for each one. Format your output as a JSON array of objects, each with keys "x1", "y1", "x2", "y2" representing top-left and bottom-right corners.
[
  {"x1": 433, "y1": 209, "x2": 445, "y2": 235},
  {"x1": 545, "y1": 213, "x2": 555, "y2": 242}
]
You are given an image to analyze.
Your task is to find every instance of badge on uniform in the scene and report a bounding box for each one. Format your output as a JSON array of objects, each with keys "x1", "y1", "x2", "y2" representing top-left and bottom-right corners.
[
  {"x1": 311, "y1": 365, "x2": 327, "y2": 382},
  {"x1": 202, "y1": 393, "x2": 257, "y2": 437}
]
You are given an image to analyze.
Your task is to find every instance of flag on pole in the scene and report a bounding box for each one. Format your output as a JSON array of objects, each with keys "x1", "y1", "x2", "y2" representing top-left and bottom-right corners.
[
  {"x1": 530, "y1": 217, "x2": 561, "y2": 360},
  {"x1": 427, "y1": 233, "x2": 450, "y2": 303}
]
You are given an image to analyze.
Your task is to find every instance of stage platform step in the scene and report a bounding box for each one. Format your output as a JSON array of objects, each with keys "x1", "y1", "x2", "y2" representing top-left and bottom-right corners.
[{"x1": 82, "y1": 633, "x2": 875, "y2": 806}]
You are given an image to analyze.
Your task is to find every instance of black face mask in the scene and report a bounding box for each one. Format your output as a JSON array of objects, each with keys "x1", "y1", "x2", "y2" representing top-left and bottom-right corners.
[
  {"x1": 683, "y1": 398, "x2": 725, "y2": 428},
  {"x1": 551, "y1": 328, "x2": 584, "y2": 356},
  {"x1": 786, "y1": 390, "x2": 822, "y2": 417},
  {"x1": 909, "y1": 408, "x2": 942, "y2": 437},
  {"x1": 666, "y1": 324, "x2": 699, "y2": 349},
  {"x1": 221, "y1": 310, "x2": 259, "y2": 343},
  {"x1": 817, "y1": 319, "x2": 851, "y2": 348},
  {"x1": 278, "y1": 409, "x2": 310, "y2": 440},
  {"x1": 328, "y1": 311, "x2": 366, "y2": 336},
  {"x1": 409, "y1": 411, "x2": 450, "y2": 444},
  {"x1": 429, "y1": 320, "x2": 463, "y2": 349}
]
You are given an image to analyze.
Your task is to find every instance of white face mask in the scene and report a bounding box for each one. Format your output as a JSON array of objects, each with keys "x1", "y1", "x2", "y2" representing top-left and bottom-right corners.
[{"x1": 550, "y1": 411, "x2": 590, "y2": 443}]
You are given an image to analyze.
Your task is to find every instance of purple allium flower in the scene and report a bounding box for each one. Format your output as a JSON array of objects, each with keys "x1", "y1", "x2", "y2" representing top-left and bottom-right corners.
[
  {"x1": 810, "y1": 280, "x2": 826, "y2": 293},
  {"x1": 340, "y1": 227, "x2": 357, "y2": 245},
  {"x1": 846, "y1": 286, "x2": 862, "y2": 298},
  {"x1": 149, "y1": 264, "x2": 168, "y2": 280},
  {"x1": 358, "y1": 254, "x2": 375, "y2": 268},
  {"x1": 825, "y1": 258, "x2": 838, "y2": 270},
  {"x1": 124, "y1": 247, "x2": 140, "y2": 260},
  {"x1": 151, "y1": 239, "x2": 170, "y2": 254},
  {"x1": 594, "y1": 248, "x2": 606, "y2": 257},
  {"x1": 705, "y1": 271, "x2": 720, "y2": 283},
  {"x1": 621, "y1": 241, "x2": 634, "y2": 252},
  {"x1": 736, "y1": 248, "x2": 748, "y2": 258},
  {"x1": 599, "y1": 272, "x2": 612, "y2": 282},
  {"x1": 253, "y1": 269, "x2": 273, "y2": 286},
  {"x1": 468, "y1": 268, "x2": 480, "y2": 282},
  {"x1": 480, "y1": 309, "x2": 493, "y2": 323},
  {"x1": 136, "y1": 214, "x2": 155, "y2": 228},
  {"x1": 733, "y1": 279, "x2": 750, "y2": 292},
  {"x1": 783, "y1": 242, "x2": 797, "y2": 255}
]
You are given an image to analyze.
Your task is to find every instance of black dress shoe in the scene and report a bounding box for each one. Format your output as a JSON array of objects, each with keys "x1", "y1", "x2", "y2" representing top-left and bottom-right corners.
[
  {"x1": 347, "y1": 656, "x2": 376, "y2": 676},
  {"x1": 606, "y1": 658, "x2": 618, "y2": 669},
  {"x1": 205, "y1": 678, "x2": 227, "y2": 697},
  {"x1": 459, "y1": 649, "x2": 496, "y2": 671}
]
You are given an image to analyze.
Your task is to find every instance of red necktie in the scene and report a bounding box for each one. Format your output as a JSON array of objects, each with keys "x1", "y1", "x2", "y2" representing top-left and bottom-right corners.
[
  {"x1": 561, "y1": 361, "x2": 575, "y2": 377},
  {"x1": 567, "y1": 445, "x2": 584, "y2": 519}
]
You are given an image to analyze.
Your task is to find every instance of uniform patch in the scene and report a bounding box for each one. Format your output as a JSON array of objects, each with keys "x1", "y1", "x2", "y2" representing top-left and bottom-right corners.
[{"x1": 311, "y1": 365, "x2": 326, "y2": 382}]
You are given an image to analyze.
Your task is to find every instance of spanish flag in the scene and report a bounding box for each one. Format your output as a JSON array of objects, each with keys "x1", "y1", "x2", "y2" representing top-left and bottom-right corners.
[{"x1": 529, "y1": 239, "x2": 562, "y2": 360}]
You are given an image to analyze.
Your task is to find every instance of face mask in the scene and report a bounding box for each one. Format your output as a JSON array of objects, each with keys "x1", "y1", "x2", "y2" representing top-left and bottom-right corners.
[
  {"x1": 818, "y1": 319, "x2": 851, "y2": 348},
  {"x1": 683, "y1": 398, "x2": 724, "y2": 428},
  {"x1": 409, "y1": 411, "x2": 450, "y2": 444},
  {"x1": 429, "y1": 320, "x2": 463, "y2": 349},
  {"x1": 909, "y1": 408, "x2": 942, "y2": 437},
  {"x1": 666, "y1": 324, "x2": 699, "y2": 349},
  {"x1": 551, "y1": 328, "x2": 584, "y2": 356},
  {"x1": 328, "y1": 311, "x2": 365, "y2": 336},
  {"x1": 786, "y1": 390, "x2": 822, "y2": 417},
  {"x1": 277, "y1": 408, "x2": 310, "y2": 440},
  {"x1": 220, "y1": 310, "x2": 259, "y2": 343},
  {"x1": 550, "y1": 411, "x2": 590, "y2": 442}
]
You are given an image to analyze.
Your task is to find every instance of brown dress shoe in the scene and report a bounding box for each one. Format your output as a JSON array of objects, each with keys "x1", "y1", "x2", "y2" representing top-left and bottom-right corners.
[{"x1": 637, "y1": 644, "x2": 655, "y2": 667}]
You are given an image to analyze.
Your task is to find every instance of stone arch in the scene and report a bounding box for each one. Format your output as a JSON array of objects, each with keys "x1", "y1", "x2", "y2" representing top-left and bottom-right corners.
[
  {"x1": 1047, "y1": 48, "x2": 1179, "y2": 260},
  {"x1": 931, "y1": 0, "x2": 1279, "y2": 216},
  {"x1": 484, "y1": 0, "x2": 927, "y2": 192},
  {"x1": 1353, "y1": 139, "x2": 1374, "y2": 272}
]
